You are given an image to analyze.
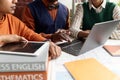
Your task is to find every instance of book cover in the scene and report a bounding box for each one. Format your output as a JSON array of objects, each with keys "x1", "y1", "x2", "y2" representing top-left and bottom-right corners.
[
  {"x1": 0, "y1": 71, "x2": 47, "y2": 80},
  {"x1": 64, "y1": 58, "x2": 120, "y2": 80},
  {"x1": 0, "y1": 42, "x2": 49, "y2": 72},
  {"x1": 103, "y1": 45, "x2": 120, "y2": 56}
]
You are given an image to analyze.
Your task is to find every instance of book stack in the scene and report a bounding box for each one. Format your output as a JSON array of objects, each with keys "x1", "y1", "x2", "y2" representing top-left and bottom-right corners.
[{"x1": 0, "y1": 41, "x2": 49, "y2": 80}]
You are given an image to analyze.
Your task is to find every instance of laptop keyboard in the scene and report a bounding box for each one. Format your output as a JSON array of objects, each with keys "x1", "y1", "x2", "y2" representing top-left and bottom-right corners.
[{"x1": 58, "y1": 39, "x2": 84, "y2": 56}]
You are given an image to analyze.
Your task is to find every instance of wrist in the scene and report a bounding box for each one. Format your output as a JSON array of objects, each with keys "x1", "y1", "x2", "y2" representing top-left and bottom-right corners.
[
  {"x1": 77, "y1": 31, "x2": 89, "y2": 38},
  {"x1": 0, "y1": 41, "x2": 5, "y2": 47}
]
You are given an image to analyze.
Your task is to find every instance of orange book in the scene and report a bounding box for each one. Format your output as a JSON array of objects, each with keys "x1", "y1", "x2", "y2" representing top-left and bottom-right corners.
[
  {"x1": 103, "y1": 45, "x2": 120, "y2": 56},
  {"x1": 0, "y1": 71, "x2": 47, "y2": 80},
  {"x1": 64, "y1": 58, "x2": 120, "y2": 80}
]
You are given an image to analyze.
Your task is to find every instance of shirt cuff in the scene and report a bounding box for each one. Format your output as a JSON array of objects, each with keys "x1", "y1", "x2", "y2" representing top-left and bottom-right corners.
[{"x1": 69, "y1": 27, "x2": 82, "y2": 38}]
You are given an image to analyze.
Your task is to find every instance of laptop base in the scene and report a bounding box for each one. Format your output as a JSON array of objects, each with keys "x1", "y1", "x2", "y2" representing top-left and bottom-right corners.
[{"x1": 58, "y1": 39, "x2": 84, "y2": 56}]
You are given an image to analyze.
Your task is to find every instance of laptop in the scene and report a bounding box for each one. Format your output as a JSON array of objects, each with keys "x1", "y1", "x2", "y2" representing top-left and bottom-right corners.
[
  {"x1": 58, "y1": 19, "x2": 120, "y2": 56},
  {"x1": 0, "y1": 41, "x2": 49, "y2": 56}
]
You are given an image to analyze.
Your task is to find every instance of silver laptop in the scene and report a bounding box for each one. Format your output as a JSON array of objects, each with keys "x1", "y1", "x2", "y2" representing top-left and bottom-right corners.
[{"x1": 59, "y1": 19, "x2": 120, "y2": 56}]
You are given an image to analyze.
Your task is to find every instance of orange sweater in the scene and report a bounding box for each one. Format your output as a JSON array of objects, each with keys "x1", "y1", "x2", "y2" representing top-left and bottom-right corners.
[{"x1": 0, "y1": 14, "x2": 46, "y2": 41}]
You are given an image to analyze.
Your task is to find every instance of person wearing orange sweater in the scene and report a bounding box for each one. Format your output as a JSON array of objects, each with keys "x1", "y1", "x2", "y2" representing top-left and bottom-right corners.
[{"x1": 0, "y1": 0, "x2": 61, "y2": 59}]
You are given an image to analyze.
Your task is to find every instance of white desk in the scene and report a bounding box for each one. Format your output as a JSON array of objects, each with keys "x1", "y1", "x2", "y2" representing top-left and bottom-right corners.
[{"x1": 49, "y1": 40, "x2": 120, "y2": 80}]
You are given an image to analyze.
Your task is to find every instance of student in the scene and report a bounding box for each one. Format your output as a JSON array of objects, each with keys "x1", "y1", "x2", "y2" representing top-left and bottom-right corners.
[
  {"x1": 0, "y1": 0, "x2": 61, "y2": 59},
  {"x1": 21, "y1": 0, "x2": 71, "y2": 42},
  {"x1": 70, "y1": 0, "x2": 120, "y2": 39}
]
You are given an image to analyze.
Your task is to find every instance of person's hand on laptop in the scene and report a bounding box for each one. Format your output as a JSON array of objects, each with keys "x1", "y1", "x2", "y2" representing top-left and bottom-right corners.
[
  {"x1": 51, "y1": 29, "x2": 72, "y2": 43},
  {"x1": 49, "y1": 41, "x2": 61, "y2": 59},
  {"x1": 78, "y1": 30, "x2": 90, "y2": 39},
  {"x1": 0, "y1": 35, "x2": 28, "y2": 47}
]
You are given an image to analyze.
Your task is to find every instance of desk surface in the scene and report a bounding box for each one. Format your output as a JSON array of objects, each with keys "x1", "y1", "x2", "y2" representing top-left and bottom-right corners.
[{"x1": 49, "y1": 40, "x2": 120, "y2": 80}]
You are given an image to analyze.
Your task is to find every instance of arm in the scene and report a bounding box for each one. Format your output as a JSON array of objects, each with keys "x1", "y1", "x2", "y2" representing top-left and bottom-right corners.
[
  {"x1": 69, "y1": 4, "x2": 89, "y2": 38},
  {"x1": 12, "y1": 15, "x2": 47, "y2": 41},
  {"x1": 19, "y1": 25, "x2": 62, "y2": 59},
  {"x1": 111, "y1": 5, "x2": 120, "y2": 40},
  {"x1": 21, "y1": 6, "x2": 35, "y2": 31},
  {"x1": 0, "y1": 35, "x2": 27, "y2": 47},
  {"x1": 65, "y1": 8, "x2": 70, "y2": 29},
  {"x1": 0, "y1": 34, "x2": 61, "y2": 59}
]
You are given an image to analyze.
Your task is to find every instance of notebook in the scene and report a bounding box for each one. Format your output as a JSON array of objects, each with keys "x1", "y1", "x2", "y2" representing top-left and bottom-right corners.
[
  {"x1": 58, "y1": 19, "x2": 120, "y2": 56},
  {"x1": 0, "y1": 41, "x2": 49, "y2": 56},
  {"x1": 64, "y1": 58, "x2": 120, "y2": 80},
  {"x1": 103, "y1": 45, "x2": 120, "y2": 56}
]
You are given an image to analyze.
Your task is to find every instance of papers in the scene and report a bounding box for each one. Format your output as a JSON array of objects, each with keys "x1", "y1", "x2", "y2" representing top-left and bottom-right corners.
[{"x1": 64, "y1": 58, "x2": 120, "y2": 80}]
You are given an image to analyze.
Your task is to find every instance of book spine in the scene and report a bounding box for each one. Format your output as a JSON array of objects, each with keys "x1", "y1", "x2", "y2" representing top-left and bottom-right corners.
[
  {"x1": 0, "y1": 62, "x2": 47, "y2": 72},
  {"x1": 0, "y1": 71, "x2": 47, "y2": 80}
]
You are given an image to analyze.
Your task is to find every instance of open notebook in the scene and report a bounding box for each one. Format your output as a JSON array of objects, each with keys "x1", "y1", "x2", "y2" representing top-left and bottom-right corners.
[{"x1": 64, "y1": 58, "x2": 120, "y2": 80}]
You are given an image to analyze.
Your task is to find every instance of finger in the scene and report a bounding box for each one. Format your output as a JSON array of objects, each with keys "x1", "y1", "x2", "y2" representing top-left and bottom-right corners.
[
  {"x1": 66, "y1": 30, "x2": 71, "y2": 35},
  {"x1": 48, "y1": 56, "x2": 52, "y2": 60},
  {"x1": 59, "y1": 30, "x2": 71, "y2": 35},
  {"x1": 55, "y1": 29, "x2": 62, "y2": 33},
  {"x1": 49, "y1": 42, "x2": 61, "y2": 59},
  {"x1": 20, "y1": 37, "x2": 28, "y2": 43},
  {"x1": 49, "y1": 42, "x2": 56, "y2": 59},
  {"x1": 50, "y1": 46, "x2": 59, "y2": 59},
  {"x1": 60, "y1": 33, "x2": 72, "y2": 42},
  {"x1": 54, "y1": 46, "x2": 61, "y2": 57}
]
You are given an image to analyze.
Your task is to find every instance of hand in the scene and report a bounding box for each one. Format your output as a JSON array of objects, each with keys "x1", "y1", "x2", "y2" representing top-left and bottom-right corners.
[
  {"x1": 0, "y1": 35, "x2": 28, "y2": 47},
  {"x1": 78, "y1": 30, "x2": 90, "y2": 39},
  {"x1": 0, "y1": 42, "x2": 27, "y2": 51},
  {"x1": 51, "y1": 29, "x2": 72, "y2": 43},
  {"x1": 56, "y1": 29, "x2": 71, "y2": 35},
  {"x1": 49, "y1": 41, "x2": 61, "y2": 59}
]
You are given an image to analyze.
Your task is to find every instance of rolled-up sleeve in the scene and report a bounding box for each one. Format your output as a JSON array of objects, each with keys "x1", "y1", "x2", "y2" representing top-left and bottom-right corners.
[{"x1": 69, "y1": 4, "x2": 83, "y2": 38}]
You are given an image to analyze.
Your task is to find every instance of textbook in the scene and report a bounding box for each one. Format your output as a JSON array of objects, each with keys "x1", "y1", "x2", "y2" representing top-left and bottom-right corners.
[
  {"x1": 0, "y1": 41, "x2": 49, "y2": 72},
  {"x1": 0, "y1": 70, "x2": 48, "y2": 80},
  {"x1": 64, "y1": 58, "x2": 120, "y2": 80},
  {"x1": 103, "y1": 45, "x2": 120, "y2": 56}
]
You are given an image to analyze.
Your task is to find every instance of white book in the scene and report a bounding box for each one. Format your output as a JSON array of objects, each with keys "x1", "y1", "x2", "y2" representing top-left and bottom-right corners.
[{"x1": 0, "y1": 41, "x2": 49, "y2": 72}]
